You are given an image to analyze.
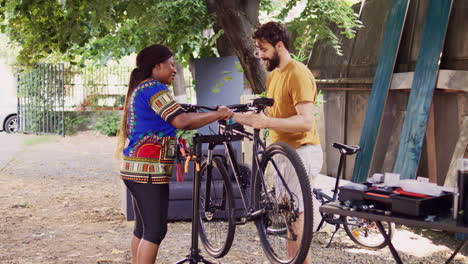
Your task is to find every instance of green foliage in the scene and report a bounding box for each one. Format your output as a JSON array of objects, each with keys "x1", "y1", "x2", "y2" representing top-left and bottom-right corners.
[
  {"x1": 260, "y1": 0, "x2": 276, "y2": 14},
  {"x1": 291, "y1": 49, "x2": 308, "y2": 63},
  {"x1": 64, "y1": 112, "x2": 91, "y2": 136},
  {"x1": 0, "y1": 33, "x2": 19, "y2": 64},
  {"x1": 0, "y1": 0, "x2": 217, "y2": 68},
  {"x1": 1, "y1": 0, "x2": 87, "y2": 67},
  {"x1": 176, "y1": 129, "x2": 197, "y2": 147},
  {"x1": 315, "y1": 89, "x2": 325, "y2": 106},
  {"x1": 262, "y1": 128, "x2": 269, "y2": 142},
  {"x1": 95, "y1": 112, "x2": 121, "y2": 136},
  {"x1": 234, "y1": 61, "x2": 244, "y2": 73},
  {"x1": 211, "y1": 70, "x2": 234, "y2": 94},
  {"x1": 24, "y1": 135, "x2": 57, "y2": 146},
  {"x1": 1, "y1": 0, "x2": 362, "y2": 80},
  {"x1": 277, "y1": 0, "x2": 362, "y2": 57}
]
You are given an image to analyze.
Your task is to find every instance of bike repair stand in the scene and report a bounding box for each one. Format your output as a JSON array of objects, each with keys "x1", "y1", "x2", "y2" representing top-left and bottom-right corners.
[{"x1": 176, "y1": 138, "x2": 215, "y2": 264}]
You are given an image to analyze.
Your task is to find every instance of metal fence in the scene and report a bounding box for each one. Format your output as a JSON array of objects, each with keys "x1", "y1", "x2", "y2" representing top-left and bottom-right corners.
[
  {"x1": 64, "y1": 65, "x2": 132, "y2": 110},
  {"x1": 17, "y1": 64, "x2": 65, "y2": 135},
  {"x1": 17, "y1": 63, "x2": 195, "y2": 135},
  {"x1": 64, "y1": 65, "x2": 195, "y2": 110}
]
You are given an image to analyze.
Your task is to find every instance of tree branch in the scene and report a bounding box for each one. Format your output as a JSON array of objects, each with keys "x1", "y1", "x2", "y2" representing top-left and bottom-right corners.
[{"x1": 209, "y1": 0, "x2": 266, "y2": 94}]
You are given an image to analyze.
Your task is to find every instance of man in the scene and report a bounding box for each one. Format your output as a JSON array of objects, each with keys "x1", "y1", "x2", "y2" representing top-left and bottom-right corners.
[{"x1": 233, "y1": 21, "x2": 322, "y2": 264}]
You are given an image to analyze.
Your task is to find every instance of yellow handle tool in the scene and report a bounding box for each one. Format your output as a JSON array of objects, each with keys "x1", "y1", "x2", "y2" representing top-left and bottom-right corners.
[{"x1": 184, "y1": 156, "x2": 191, "y2": 173}]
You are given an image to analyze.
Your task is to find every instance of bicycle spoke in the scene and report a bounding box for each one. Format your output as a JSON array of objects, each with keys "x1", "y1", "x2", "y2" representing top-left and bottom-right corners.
[
  {"x1": 198, "y1": 158, "x2": 235, "y2": 258},
  {"x1": 344, "y1": 217, "x2": 394, "y2": 249},
  {"x1": 254, "y1": 143, "x2": 313, "y2": 264}
]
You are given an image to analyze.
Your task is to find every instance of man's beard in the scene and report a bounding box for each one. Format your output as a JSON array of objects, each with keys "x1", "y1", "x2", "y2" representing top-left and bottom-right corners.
[{"x1": 264, "y1": 51, "x2": 280, "y2": 71}]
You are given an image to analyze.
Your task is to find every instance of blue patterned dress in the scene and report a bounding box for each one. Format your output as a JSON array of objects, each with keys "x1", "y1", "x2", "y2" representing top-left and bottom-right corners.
[{"x1": 120, "y1": 79, "x2": 184, "y2": 184}]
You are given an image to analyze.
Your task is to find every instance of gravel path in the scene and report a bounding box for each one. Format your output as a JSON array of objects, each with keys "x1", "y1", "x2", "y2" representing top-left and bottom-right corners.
[{"x1": 0, "y1": 131, "x2": 466, "y2": 263}]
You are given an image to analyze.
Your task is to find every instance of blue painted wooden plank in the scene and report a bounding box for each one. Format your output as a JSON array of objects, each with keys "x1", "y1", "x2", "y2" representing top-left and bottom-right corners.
[
  {"x1": 393, "y1": 0, "x2": 454, "y2": 180},
  {"x1": 352, "y1": 0, "x2": 410, "y2": 183}
]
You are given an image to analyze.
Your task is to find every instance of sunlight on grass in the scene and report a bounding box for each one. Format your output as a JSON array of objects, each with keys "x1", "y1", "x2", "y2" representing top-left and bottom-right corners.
[{"x1": 24, "y1": 135, "x2": 59, "y2": 146}]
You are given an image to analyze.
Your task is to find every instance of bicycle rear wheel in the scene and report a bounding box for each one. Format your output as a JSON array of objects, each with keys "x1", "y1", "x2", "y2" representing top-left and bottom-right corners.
[
  {"x1": 254, "y1": 142, "x2": 313, "y2": 264},
  {"x1": 343, "y1": 216, "x2": 395, "y2": 249},
  {"x1": 198, "y1": 157, "x2": 235, "y2": 258}
]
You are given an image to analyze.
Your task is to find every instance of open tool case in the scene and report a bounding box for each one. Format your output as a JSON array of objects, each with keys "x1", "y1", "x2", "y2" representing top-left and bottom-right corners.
[
  {"x1": 339, "y1": 186, "x2": 453, "y2": 217},
  {"x1": 391, "y1": 188, "x2": 453, "y2": 217}
]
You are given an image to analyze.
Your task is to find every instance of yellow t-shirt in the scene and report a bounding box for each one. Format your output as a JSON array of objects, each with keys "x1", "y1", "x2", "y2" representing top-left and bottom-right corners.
[{"x1": 266, "y1": 60, "x2": 320, "y2": 149}]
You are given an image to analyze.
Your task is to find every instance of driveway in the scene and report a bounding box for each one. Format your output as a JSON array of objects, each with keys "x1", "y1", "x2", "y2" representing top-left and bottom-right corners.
[
  {"x1": 0, "y1": 132, "x2": 26, "y2": 170},
  {"x1": 0, "y1": 131, "x2": 466, "y2": 263}
]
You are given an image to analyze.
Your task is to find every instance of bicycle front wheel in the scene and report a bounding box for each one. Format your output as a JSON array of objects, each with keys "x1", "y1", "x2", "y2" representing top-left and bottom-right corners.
[
  {"x1": 254, "y1": 142, "x2": 313, "y2": 264},
  {"x1": 198, "y1": 157, "x2": 235, "y2": 258},
  {"x1": 343, "y1": 216, "x2": 395, "y2": 249}
]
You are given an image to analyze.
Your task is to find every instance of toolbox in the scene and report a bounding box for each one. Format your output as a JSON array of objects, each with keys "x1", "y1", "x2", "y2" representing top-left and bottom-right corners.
[
  {"x1": 338, "y1": 182, "x2": 373, "y2": 203},
  {"x1": 339, "y1": 185, "x2": 454, "y2": 217},
  {"x1": 338, "y1": 186, "x2": 365, "y2": 202},
  {"x1": 391, "y1": 191, "x2": 454, "y2": 217},
  {"x1": 363, "y1": 189, "x2": 397, "y2": 210}
]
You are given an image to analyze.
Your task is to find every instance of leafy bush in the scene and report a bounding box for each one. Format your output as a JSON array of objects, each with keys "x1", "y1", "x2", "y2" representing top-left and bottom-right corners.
[
  {"x1": 64, "y1": 112, "x2": 91, "y2": 135},
  {"x1": 176, "y1": 129, "x2": 197, "y2": 147},
  {"x1": 95, "y1": 113, "x2": 121, "y2": 136}
]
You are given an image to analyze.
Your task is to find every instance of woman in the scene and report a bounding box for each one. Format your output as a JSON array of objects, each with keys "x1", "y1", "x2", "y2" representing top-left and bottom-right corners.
[{"x1": 115, "y1": 44, "x2": 233, "y2": 264}]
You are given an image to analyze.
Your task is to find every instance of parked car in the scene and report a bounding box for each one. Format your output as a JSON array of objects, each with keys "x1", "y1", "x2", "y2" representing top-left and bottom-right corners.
[{"x1": 0, "y1": 106, "x2": 18, "y2": 133}]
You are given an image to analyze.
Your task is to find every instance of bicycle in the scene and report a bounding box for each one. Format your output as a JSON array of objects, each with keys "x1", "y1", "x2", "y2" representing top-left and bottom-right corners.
[
  {"x1": 179, "y1": 97, "x2": 313, "y2": 264},
  {"x1": 313, "y1": 143, "x2": 395, "y2": 249}
]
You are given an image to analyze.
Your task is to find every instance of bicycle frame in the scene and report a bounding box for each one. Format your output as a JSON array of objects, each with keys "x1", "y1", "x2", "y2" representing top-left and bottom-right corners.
[
  {"x1": 178, "y1": 98, "x2": 308, "y2": 263},
  {"x1": 313, "y1": 146, "x2": 358, "y2": 228},
  {"x1": 194, "y1": 122, "x2": 263, "y2": 220},
  {"x1": 221, "y1": 124, "x2": 264, "y2": 218},
  {"x1": 195, "y1": 121, "x2": 295, "y2": 223}
]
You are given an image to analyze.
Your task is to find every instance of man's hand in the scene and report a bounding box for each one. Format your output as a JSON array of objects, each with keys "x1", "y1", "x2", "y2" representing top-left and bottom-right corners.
[
  {"x1": 217, "y1": 106, "x2": 234, "y2": 120},
  {"x1": 249, "y1": 111, "x2": 270, "y2": 129},
  {"x1": 233, "y1": 101, "x2": 314, "y2": 132},
  {"x1": 232, "y1": 110, "x2": 270, "y2": 129}
]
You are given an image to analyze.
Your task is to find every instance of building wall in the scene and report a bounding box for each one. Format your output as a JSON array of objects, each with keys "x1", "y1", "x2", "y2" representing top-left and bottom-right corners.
[
  {"x1": 308, "y1": 0, "x2": 468, "y2": 183},
  {"x1": 0, "y1": 62, "x2": 17, "y2": 107}
]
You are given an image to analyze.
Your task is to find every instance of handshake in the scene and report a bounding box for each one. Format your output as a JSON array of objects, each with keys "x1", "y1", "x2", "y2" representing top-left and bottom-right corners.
[{"x1": 216, "y1": 106, "x2": 234, "y2": 120}]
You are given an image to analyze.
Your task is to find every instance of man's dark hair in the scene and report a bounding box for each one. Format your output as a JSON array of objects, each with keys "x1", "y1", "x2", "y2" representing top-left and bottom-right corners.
[{"x1": 252, "y1": 22, "x2": 290, "y2": 51}]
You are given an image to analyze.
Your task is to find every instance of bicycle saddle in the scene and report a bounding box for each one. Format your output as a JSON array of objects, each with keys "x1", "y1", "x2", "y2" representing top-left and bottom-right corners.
[{"x1": 332, "y1": 143, "x2": 360, "y2": 155}]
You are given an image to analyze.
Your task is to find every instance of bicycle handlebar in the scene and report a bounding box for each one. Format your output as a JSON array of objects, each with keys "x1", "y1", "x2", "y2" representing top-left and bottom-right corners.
[
  {"x1": 180, "y1": 97, "x2": 274, "y2": 113},
  {"x1": 179, "y1": 104, "x2": 218, "y2": 112}
]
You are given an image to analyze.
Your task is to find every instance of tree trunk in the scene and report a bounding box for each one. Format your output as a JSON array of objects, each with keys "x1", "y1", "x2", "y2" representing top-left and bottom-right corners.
[
  {"x1": 205, "y1": 1, "x2": 236, "y2": 57},
  {"x1": 172, "y1": 62, "x2": 187, "y2": 103},
  {"x1": 213, "y1": 23, "x2": 237, "y2": 57},
  {"x1": 205, "y1": 0, "x2": 266, "y2": 94}
]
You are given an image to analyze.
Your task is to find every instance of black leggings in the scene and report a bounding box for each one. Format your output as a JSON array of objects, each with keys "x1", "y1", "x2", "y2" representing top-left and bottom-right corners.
[{"x1": 124, "y1": 180, "x2": 169, "y2": 245}]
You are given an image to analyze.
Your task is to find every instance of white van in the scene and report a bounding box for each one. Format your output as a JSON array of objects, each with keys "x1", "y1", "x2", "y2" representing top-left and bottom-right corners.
[
  {"x1": 0, "y1": 62, "x2": 18, "y2": 133},
  {"x1": 0, "y1": 106, "x2": 17, "y2": 133}
]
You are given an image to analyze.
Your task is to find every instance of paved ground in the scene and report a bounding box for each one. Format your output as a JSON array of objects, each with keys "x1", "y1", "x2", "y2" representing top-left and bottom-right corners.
[
  {"x1": 0, "y1": 131, "x2": 467, "y2": 264},
  {"x1": 0, "y1": 133, "x2": 24, "y2": 170}
]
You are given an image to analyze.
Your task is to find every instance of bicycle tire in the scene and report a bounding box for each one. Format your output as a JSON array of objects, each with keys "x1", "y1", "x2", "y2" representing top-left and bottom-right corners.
[
  {"x1": 343, "y1": 216, "x2": 395, "y2": 249},
  {"x1": 198, "y1": 157, "x2": 236, "y2": 258},
  {"x1": 254, "y1": 142, "x2": 313, "y2": 264}
]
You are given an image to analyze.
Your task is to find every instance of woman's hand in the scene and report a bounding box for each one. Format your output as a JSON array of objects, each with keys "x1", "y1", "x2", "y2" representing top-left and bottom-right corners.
[{"x1": 217, "y1": 106, "x2": 234, "y2": 120}]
